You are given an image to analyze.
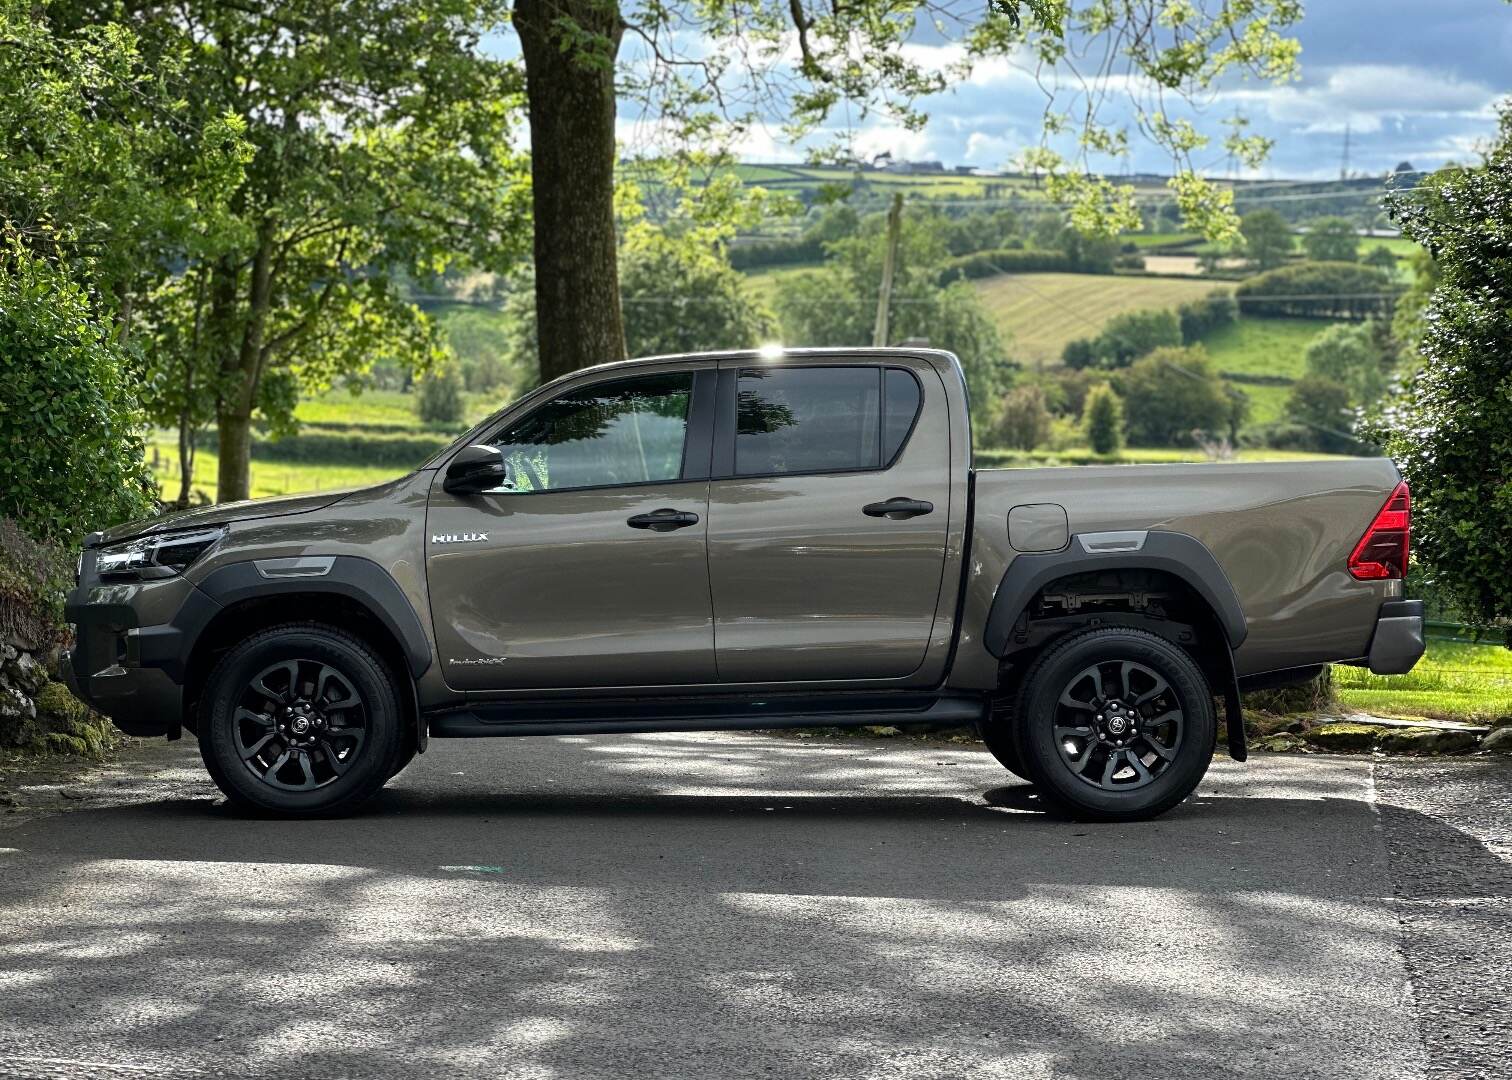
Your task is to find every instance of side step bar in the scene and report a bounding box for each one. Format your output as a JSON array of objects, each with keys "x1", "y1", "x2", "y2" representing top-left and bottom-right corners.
[{"x1": 427, "y1": 693, "x2": 988, "y2": 739}]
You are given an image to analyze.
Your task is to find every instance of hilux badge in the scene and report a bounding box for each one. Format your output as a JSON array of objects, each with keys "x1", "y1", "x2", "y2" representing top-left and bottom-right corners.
[{"x1": 432, "y1": 533, "x2": 488, "y2": 544}]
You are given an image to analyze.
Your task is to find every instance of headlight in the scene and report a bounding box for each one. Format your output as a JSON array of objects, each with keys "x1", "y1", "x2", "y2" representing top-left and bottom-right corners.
[{"x1": 96, "y1": 527, "x2": 226, "y2": 581}]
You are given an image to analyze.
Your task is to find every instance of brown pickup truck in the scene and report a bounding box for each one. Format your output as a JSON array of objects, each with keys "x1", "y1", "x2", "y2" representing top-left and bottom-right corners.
[{"x1": 64, "y1": 348, "x2": 1424, "y2": 820}]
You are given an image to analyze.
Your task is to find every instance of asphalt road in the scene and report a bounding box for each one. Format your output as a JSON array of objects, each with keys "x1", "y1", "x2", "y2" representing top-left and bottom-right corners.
[{"x1": 0, "y1": 734, "x2": 1508, "y2": 1080}]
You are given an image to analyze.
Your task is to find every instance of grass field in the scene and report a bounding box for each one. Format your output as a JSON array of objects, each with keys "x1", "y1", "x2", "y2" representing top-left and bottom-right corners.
[
  {"x1": 147, "y1": 438, "x2": 410, "y2": 503},
  {"x1": 1335, "y1": 635, "x2": 1512, "y2": 723},
  {"x1": 743, "y1": 262, "x2": 821, "y2": 307},
  {"x1": 293, "y1": 388, "x2": 499, "y2": 429},
  {"x1": 1196, "y1": 316, "x2": 1327, "y2": 425},
  {"x1": 972, "y1": 272, "x2": 1228, "y2": 367}
]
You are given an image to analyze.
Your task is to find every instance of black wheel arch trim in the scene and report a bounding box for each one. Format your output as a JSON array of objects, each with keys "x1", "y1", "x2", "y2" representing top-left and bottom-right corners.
[
  {"x1": 186, "y1": 556, "x2": 432, "y2": 679},
  {"x1": 983, "y1": 530, "x2": 1248, "y2": 657}
]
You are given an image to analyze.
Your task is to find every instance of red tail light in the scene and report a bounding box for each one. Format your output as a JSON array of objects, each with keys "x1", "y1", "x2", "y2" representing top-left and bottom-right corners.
[{"x1": 1348, "y1": 481, "x2": 1410, "y2": 580}]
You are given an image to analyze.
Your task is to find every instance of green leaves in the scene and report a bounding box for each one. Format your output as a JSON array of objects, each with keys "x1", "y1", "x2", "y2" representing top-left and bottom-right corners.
[
  {"x1": 0, "y1": 244, "x2": 155, "y2": 543},
  {"x1": 1373, "y1": 102, "x2": 1512, "y2": 634}
]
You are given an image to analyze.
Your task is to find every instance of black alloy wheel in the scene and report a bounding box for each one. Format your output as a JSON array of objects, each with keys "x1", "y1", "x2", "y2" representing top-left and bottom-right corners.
[
  {"x1": 1051, "y1": 659, "x2": 1184, "y2": 792},
  {"x1": 234, "y1": 658, "x2": 369, "y2": 792},
  {"x1": 1011, "y1": 626, "x2": 1216, "y2": 821},
  {"x1": 199, "y1": 624, "x2": 403, "y2": 817}
]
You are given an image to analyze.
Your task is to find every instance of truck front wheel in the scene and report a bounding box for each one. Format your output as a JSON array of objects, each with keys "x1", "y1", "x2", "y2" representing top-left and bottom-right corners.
[
  {"x1": 197, "y1": 623, "x2": 405, "y2": 817},
  {"x1": 1011, "y1": 627, "x2": 1216, "y2": 822}
]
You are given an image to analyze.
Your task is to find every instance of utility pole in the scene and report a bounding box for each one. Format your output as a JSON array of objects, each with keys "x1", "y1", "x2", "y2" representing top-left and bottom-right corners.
[
  {"x1": 1340, "y1": 123, "x2": 1351, "y2": 181},
  {"x1": 873, "y1": 193, "x2": 903, "y2": 347}
]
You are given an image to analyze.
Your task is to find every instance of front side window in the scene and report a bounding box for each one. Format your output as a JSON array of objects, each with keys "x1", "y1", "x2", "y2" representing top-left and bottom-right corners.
[{"x1": 492, "y1": 372, "x2": 694, "y2": 492}]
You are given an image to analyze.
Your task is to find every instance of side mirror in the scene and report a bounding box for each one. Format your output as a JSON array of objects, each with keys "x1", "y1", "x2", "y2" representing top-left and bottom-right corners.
[{"x1": 443, "y1": 444, "x2": 511, "y2": 495}]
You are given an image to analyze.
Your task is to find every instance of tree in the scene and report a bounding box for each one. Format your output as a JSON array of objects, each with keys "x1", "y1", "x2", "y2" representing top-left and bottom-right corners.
[
  {"x1": 619, "y1": 226, "x2": 774, "y2": 357},
  {"x1": 1118, "y1": 347, "x2": 1231, "y2": 446},
  {"x1": 60, "y1": 1, "x2": 534, "y2": 502},
  {"x1": 1287, "y1": 375, "x2": 1356, "y2": 453},
  {"x1": 1082, "y1": 383, "x2": 1125, "y2": 456},
  {"x1": 1363, "y1": 246, "x2": 1399, "y2": 276},
  {"x1": 1373, "y1": 103, "x2": 1512, "y2": 641},
  {"x1": 416, "y1": 364, "x2": 466, "y2": 426},
  {"x1": 1302, "y1": 217, "x2": 1360, "y2": 263},
  {"x1": 514, "y1": 0, "x2": 1304, "y2": 381},
  {"x1": 1, "y1": 3, "x2": 253, "y2": 508},
  {"x1": 1063, "y1": 308, "x2": 1182, "y2": 369},
  {"x1": 774, "y1": 209, "x2": 1008, "y2": 427},
  {"x1": 1177, "y1": 290, "x2": 1238, "y2": 343},
  {"x1": 1304, "y1": 322, "x2": 1390, "y2": 405},
  {"x1": 1240, "y1": 209, "x2": 1292, "y2": 271},
  {"x1": 994, "y1": 385, "x2": 1053, "y2": 452}
]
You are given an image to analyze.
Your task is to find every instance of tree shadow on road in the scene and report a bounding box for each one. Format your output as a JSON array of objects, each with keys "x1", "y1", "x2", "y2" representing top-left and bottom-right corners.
[{"x1": 0, "y1": 737, "x2": 1497, "y2": 1080}]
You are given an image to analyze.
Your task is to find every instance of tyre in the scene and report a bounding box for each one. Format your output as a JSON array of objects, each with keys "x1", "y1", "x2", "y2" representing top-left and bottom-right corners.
[
  {"x1": 198, "y1": 623, "x2": 405, "y2": 817},
  {"x1": 980, "y1": 697, "x2": 1028, "y2": 780},
  {"x1": 1011, "y1": 627, "x2": 1216, "y2": 822}
]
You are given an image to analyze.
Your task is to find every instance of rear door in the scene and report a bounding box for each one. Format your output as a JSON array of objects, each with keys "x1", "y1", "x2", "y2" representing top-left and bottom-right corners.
[
  {"x1": 704, "y1": 357, "x2": 953, "y2": 683},
  {"x1": 425, "y1": 366, "x2": 718, "y2": 691}
]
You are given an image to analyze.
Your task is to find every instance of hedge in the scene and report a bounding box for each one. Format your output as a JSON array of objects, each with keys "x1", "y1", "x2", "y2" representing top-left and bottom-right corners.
[
  {"x1": 1236, "y1": 261, "x2": 1400, "y2": 319},
  {"x1": 728, "y1": 236, "x2": 827, "y2": 271},
  {"x1": 252, "y1": 430, "x2": 451, "y2": 468},
  {"x1": 936, "y1": 248, "x2": 1074, "y2": 284}
]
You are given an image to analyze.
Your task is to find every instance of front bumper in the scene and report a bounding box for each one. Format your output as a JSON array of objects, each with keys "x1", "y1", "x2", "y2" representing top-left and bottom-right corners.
[
  {"x1": 1366, "y1": 599, "x2": 1425, "y2": 675},
  {"x1": 62, "y1": 556, "x2": 213, "y2": 737}
]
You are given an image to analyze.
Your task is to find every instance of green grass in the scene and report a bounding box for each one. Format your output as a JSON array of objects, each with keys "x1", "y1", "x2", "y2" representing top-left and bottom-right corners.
[
  {"x1": 1198, "y1": 317, "x2": 1324, "y2": 378},
  {"x1": 1335, "y1": 635, "x2": 1512, "y2": 723},
  {"x1": 146, "y1": 438, "x2": 411, "y2": 503},
  {"x1": 1120, "y1": 232, "x2": 1204, "y2": 249},
  {"x1": 743, "y1": 262, "x2": 822, "y2": 307},
  {"x1": 293, "y1": 388, "x2": 499, "y2": 429},
  {"x1": 1195, "y1": 316, "x2": 1328, "y2": 425},
  {"x1": 972, "y1": 272, "x2": 1229, "y2": 367}
]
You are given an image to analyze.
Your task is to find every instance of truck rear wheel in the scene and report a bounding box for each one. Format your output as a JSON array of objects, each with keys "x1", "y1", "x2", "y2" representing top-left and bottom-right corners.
[
  {"x1": 198, "y1": 623, "x2": 405, "y2": 817},
  {"x1": 1011, "y1": 627, "x2": 1215, "y2": 822}
]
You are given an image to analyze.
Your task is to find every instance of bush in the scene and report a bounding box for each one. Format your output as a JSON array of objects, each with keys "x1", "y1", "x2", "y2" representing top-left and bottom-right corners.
[
  {"x1": 1288, "y1": 375, "x2": 1359, "y2": 452},
  {"x1": 1061, "y1": 337, "x2": 1098, "y2": 370},
  {"x1": 253, "y1": 429, "x2": 452, "y2": 467},
  {"x1": 0, "y1": 247, "x2": 155, "y2": 544},
  {"x1": 1372, "y1": 105, "x2": 1512, "y2": 638},
  {"x1": 415, "y1": 365, "x2": 465, "y2": 425},
  {"x1": 1302, "y1": 216, "x2": 1360, "y2": 263},
  {"x1": 1303, "y1": 321, "x2": 1389, "y2": 404},
  {"x1": 0, "y1": 518, "x2": 70, "y2": 650},
  {"x1": 727, "y1": 235, "x2": 827, "y2": 271},
  {"x1": 1118, "y1": 346, "x2": 1232, "y2": 446},
  {"x1": 993, "y1": 384, "x2": 1054, "y2": 451},
  {"x1": 1177, "y1": 290, "x2": 1238, "y2": 343},
  {"x1": 1236, "y1": 261, "x2": 1398, "y2": 319},
  {"x1": 1081, "y1": 383, "x2": 1125, "y2": 455}
]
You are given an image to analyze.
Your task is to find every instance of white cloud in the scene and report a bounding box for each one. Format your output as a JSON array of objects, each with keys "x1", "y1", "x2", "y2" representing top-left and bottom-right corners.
[{"x1": 1224, "y1": 64, "x2": 1499, "y2": 135}]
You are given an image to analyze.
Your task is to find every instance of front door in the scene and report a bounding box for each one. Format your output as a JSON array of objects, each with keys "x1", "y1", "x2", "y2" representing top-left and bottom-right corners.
[
  {"x1": 705, "y1": 360, "x2": 953, "y2": 684},
  {"x1": 426, "y1": 367, "x2": 717, "y2": 691}
]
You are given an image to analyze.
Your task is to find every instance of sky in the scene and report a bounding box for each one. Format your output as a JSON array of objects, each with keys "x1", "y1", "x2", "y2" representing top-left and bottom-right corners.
[
  {"x1": 766, "y1": 0, "x2": 1512, "y2": 178},
  {"x1": 491, "y1": 0, "x2": 1512, "y2": 180}
]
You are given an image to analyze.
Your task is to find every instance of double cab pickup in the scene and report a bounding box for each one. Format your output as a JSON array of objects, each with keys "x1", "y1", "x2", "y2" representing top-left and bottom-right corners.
[{"x1": 64, "y1": 349, "x2": 1425, "y2": 820}]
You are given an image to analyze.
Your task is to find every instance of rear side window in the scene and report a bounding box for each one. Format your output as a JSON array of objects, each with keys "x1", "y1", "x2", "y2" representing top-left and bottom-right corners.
[
  {"x1": 883, "y1": 368, "x2": 922, "y2": 464},
  {"x1": 736, "y1": 367, "x2": 880, "y2": 476},
  {"x1": 733, "y1": 365, "x2": 923, "y2": 477}
]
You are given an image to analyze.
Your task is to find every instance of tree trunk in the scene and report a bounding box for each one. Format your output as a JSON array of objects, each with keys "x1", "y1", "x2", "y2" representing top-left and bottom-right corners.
[
  {"x1": 515, "y1": 0, "x2": 627, "y2": 383},
  {"x1": 216, "y1": 227, "x2": 274, "y2": 503}
]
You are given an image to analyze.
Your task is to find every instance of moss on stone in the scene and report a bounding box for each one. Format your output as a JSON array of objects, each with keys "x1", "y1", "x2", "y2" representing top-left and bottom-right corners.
[{"x1": 1302, "y1": 721, "x2": 1384, "y2": 752}]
